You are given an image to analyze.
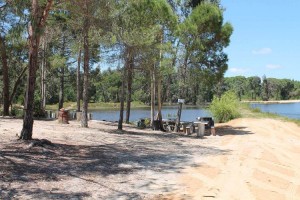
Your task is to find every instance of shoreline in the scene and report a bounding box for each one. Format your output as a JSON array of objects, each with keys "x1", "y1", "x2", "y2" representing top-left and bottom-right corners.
[{"x1": 242, "y1": 99, "x2": 300, "y2": 104}]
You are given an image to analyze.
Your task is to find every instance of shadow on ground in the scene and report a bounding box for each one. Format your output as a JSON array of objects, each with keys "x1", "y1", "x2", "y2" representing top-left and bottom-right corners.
[
  {"x1": 0, "y1": 124, "x2": 242, "y2": 199},
  {"x1": 216, "y1": 125, "x2": 254, "y2": 136}
]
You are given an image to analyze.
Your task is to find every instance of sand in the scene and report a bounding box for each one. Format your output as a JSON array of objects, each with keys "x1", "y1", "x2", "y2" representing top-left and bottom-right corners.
[{"x1": 1, "y1": 117, "x2": 300, "y2": 199}]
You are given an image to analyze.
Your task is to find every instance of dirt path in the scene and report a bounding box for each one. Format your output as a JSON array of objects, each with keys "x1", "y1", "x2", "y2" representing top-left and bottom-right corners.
[
  {"x1": 169, "y1": 118, "x2": 300, "y2": 200},
  {"x1": 1, "y1": 118, "x2": 300, "y2": 199}
]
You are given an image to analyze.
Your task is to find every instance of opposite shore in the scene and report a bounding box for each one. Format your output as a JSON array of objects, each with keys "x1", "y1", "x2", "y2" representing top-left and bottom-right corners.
[{"x1": 242, "y1": 99, "x2": 300, "y2": 104}]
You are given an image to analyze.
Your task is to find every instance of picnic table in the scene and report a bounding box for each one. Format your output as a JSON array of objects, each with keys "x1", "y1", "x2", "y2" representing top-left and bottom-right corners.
[
  {"x1": 162, "y1": 119, "x2": 191, "y2": 132},
  {"x1": 162, "y1": 118, "x2": 176, "y2": 131}
]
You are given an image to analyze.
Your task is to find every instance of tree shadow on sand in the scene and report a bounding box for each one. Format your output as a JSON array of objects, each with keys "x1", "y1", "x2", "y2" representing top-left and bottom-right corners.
[
  {"x1": 0, "y1": 125, "x2": 242, "y2": 199},
  {"x1": 216, "y1": 125, "x2": 254, "y2": 136}
]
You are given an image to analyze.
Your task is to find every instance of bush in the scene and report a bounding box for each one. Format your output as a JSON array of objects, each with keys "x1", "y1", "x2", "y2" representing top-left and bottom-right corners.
[
  {"x1": 11, "y1": 107, "x2": 24, "y2": 118},
  {"x1": 209, "y1": 91, "x2": 241, "y2": 123},
  {"x1": 144, "y1": 118, "x2": 151, "y2": 127}
]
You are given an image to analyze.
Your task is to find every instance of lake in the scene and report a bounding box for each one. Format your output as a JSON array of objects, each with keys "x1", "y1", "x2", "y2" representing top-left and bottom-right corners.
[
  {"x1": 250, "y1": 102, "x2": 300, "y2": 120},
  {"x1": 91, "y1": 106, "x2": 211, "y2": 122}
]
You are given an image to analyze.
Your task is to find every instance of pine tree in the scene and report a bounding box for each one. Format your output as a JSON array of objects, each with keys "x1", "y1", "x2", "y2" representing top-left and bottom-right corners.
[{"x1": 20, "y1": 0, "x2": 54, "y2": 140}]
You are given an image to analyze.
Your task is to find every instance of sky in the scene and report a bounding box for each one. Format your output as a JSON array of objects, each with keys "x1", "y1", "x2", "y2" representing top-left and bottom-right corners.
[{"x1": 221, "y1": 0, "x2": 300, "y2": 81}]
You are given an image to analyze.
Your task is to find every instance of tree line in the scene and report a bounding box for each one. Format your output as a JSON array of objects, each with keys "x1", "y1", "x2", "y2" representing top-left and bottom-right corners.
[
  {"x1": 221, "y1": 75, "x2": 300, "y2": 101},
  {"x1": 48, "y1": 69, "x2": 300, "y2": 105},
  {"x1": 0, "y1": 0, "x2": 233, "y2": 139}
]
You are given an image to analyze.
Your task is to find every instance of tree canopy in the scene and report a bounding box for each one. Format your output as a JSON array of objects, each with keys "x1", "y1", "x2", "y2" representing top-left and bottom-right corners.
[{"x1": 0, "y1": 0, "x2": 235, "y2": 138}]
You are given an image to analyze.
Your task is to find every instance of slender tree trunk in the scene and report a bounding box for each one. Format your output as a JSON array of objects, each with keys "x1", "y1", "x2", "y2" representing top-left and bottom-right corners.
[
  {"x1": 58, "y1": 66, "x2": 64, "y2": 109},
  {"x1": 20, "y1": 0, "x2": 53, "y2": 140},
  {"x1": 0, "y1": 36, "x2": 10, "y2": 116},
  {"x1": 157, "y1": 75, "x2": 164, "y2": 130},
  {"x1": 181, "y1": 53, "x2": 189, "y2": 98},
  {"x1": 166, "y1": 75, "x2": 171, "y2": 104},
  {"x1": 167, "y1": 40, "x2": 179, "y2": 104},
  {"x1": 174, "y1": 102, "x2": 182, "y2": 132},
  {"x1": 40, "y1": 39, "x2": 46, "y2": 110},
  {"x1": 58, "y1": 36, "x2": 66, "y2": 110},
  {"x1": 20, "y1": 44, "x2": 38, "y2": 139},
  {"x1": 156, "y1": 31, "x2": 163, "y2": 130},
  {"x1": 125, "y1": 46, "x2": 134, "y2": 124},
  {"x1": 81, "y1": 16, "x2": 89, "y2": 128},
  {"x1": 77, "y1": 49, "x2": 82, "y2": 112},
  {"x1": 118, "y1": 67, "x2": 126, "y2": 130},
  {"x1": 10, "y1": 66, "x2": 28, "y2": 106},
  {"x1": 150, "y1": 65, "x2": 156, "y2": 126}
]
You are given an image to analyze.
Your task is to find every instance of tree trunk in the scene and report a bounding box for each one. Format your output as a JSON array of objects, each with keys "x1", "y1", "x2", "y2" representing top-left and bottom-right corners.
[
  {"x1": 150, "y1": 65, "x2": 156, "y2": 126},
  {"x1": 157, "y1": 75, "x2": 164, "y2": 130},
  {"x1": 77, "y1": 49, "x2": 82, "y2": 112},
  {"x1": 181, "y1": 52, "x2": 189, "y2": 98},
  {"x1": 0, "y1": 36, "x2": 10, "y2": 116},
  {"x1": 125, "y1": 46, "x2": 134, "y2": 124},
  {"x1": 40, "y1": 39, "x2": 46, "y2": 110},
  {"x1": 166, "y1": 75, "x2": 171, "y2": 104},
  {"x1": 9, "y1": 66, "x2": 28, "y2": 106},
  {"x1": 166, "y1": 40, "x2": 179, "y2": 104},
  {"x1": 156, "y1": 31, "x2": 164, "y2": 130},
  {"x1": 174, "y1": 103, "x2": 182, "y2": 132},
  {"x1": 118, "y1": 67, "x2": 126, "y2": 130},
  {"x1": 81, "y1": 16, "x2": 89, "y2": 128},
  {"x1": 58, "y1": 36, "x2": 66, "y2": 110},
  {"x1": 20, "y1": 0, "x2": 53, "y2": 140},
  {"x1": 58, "y1": 66, "x2": 64, "y2": 109}
]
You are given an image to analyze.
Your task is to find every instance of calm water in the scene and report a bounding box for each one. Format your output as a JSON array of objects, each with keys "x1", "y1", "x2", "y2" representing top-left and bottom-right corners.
[
  {"x1": 251, "y1": 102, "x2": 300, "y2": 120},
  {"x1": 91, "y1": 106, "x2": 211, "y2": 122}
]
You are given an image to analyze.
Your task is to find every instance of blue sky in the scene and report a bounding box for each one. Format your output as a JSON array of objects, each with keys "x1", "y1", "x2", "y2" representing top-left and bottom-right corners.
[{"x1": 221, "y1": 0, "x2": 300, "y2": 81}]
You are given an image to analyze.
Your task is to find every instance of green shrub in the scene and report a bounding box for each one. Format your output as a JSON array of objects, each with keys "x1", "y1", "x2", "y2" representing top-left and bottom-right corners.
[
  {"x1": 11, "y1": 107, "x2": 24, "y2": 118},
  {"x1": 209, "y1": 91, "x2": 241, "y2": 123},
  {"x1": 144, "y1": 118, "x2": 151, "y2": 127}
]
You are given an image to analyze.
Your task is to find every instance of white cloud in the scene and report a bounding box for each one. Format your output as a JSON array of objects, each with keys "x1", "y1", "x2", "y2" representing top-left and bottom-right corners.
[
  {"x1": 229, "y1": 67, "x2": 249, "y2": 74},
  {"x1": 252, "y1": 48, "x2": 272, "y2": 55},
  {"x1": 266, "y1": 64, "x2": 283, "y2": 69}
]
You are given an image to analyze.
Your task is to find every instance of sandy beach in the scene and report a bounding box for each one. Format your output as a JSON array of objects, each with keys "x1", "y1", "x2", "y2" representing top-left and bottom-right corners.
[{"x1": 1, "y1": 117, "x2": 300, "y2": 199}]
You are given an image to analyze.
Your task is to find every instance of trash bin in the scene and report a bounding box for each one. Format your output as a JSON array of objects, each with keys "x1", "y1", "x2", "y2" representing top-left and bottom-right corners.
[
  {"x1": 137, "y1": 118, "x2": 146, "y2": 129},
  {"x1": 197, "y1": 122, "x2": 205, "y2": 138},
  {"x1": 58, "y1": 108, "x2": 69, "y2": 124}
]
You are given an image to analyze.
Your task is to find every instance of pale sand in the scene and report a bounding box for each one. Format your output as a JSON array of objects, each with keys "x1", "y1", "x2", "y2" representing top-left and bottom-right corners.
[
  {"x1": 169, "y1": 118, "x2": 300, "y2": 200},
  {"x1": 1, "y1": 117, "x2": 300, "y2": 199}
]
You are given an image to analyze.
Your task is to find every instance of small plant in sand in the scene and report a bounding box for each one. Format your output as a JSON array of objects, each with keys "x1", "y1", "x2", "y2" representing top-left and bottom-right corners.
[{"x1": 209, "y1": 91, "x2": 241, "y2": 123}]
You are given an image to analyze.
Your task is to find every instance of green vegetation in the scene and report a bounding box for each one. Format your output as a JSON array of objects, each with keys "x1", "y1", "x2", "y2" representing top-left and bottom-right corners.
[
  {"x1": 222, "y1": 76, "x2": 300, "y2": 101},
  {"x1": 209, "y1": 91, "x2": 241, "y2": 123}
]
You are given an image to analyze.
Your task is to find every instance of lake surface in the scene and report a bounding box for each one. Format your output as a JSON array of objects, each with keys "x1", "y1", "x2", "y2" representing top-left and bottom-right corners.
[
  {"x1": 250, "y1": 102, "x2": 300, "y2": 120},
  {"x1": 91, "y1": 106, "x2": 211, "y2": 122}
]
